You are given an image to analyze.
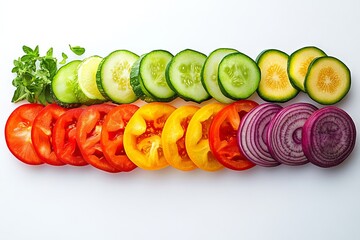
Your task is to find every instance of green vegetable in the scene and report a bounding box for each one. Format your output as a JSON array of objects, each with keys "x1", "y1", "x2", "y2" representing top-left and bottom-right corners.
[
  {"x1": 11, "y1": 45, "x2": 58, "y2": 104},
  {"x1": 69, "y1": 45, "x2": 86, "y2": 56}
]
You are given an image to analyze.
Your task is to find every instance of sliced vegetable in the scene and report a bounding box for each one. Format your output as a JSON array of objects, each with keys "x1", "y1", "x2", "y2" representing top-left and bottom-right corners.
[
  {"x1": 304, "y1": 56, "x2": 351, "y2": 105},
  {"x1": 201, "y1": 48, "x2": 238, "y2": 103},
  {"x1": 123, "y1": 103, "x2": 176, "y2": 170},
  {"x1": 302, "y1": 106, "x2": 356, "y2": 168},
  {"x1": 209, "y1": 100, "x2": 258, "y2": 170},
  {"x1": 130, "y1": 50, "x2": 176, "y2": 102},
  {"x1": 288, "y1": 46, "x2": 326, "y2": 91},
  {"x1": 162, "y1": 105, "x2": 199, "y2": 171},
  {"x1": 5, "y1": 104, "x2": 44, "y2": 165},
  {"x1": 218, "y1": 52, "x2": 261, "y2": 100},
  {"x1": 101, "y1": 104, "x2": 138, "y2": 172},
  {"x1": 52, "y1": 60, "x2": 82, "y2": 107},
  {"x1": 53, "y1": 108, "x2": 87, "y2": 166},
  {"x1": 76, "y1": 104, "x2": 120, "y2": 173},
  {"x1": 97, "y1": 50, "x2": 139, "y2": 104},
  {"x1": 166, "y1": 49, "x2": 210, "y2": 103},
  {"x1": 77, "y1": 56, "x2": 106, "y2": 103},
  {"x1": 186, "y1": 102, "x2": 226, "y2": 171},
  {"x1": 267, "y1": 103, "x2": 318, "y2": 166},
  {"x1": 238, "y1": 103, "x2": 282, "y2": 167},
  {"x1": 257, "y1": 49, "x2": 299, "y2": 102},
  {"x1": 31, "y1": 104, "x2": 67, "y2": 166}
]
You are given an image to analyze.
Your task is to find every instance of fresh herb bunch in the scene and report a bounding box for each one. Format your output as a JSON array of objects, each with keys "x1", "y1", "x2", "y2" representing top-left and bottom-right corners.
[{"x1": 11, "y1": 45, "x2": 85, "y2": 105}]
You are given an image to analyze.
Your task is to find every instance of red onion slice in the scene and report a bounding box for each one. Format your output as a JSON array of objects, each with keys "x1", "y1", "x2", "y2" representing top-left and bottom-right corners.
[
  {"x1": 238, "y1": 103, "x2": 283, "y2": 167},
  {"x1": 267, "y1": 103, "x2": 318, "y2": 166},
  {"x1": 302, "y1": 106, "x2": 356, "y2": 168}
]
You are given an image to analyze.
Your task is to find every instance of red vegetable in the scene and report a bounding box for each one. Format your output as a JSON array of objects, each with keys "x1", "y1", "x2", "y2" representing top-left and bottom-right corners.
[
  {"x1": 76, "y1": 104, "x2": 119, "y2": 173},
  {"x1": 5, "y1": 104, "x2": 44, "y2": 165},
  {"x1": 31, "y1": 104, "x2": 67, "y2": 166},
  {"x1": 267, "y1": 103, "x2": 318, "y2": 166},
  {"x1": 209, "y1": 100, "x2": 258, "y2": 171},
  {"x1": 238, "y1": 103, "x2": 282, "y2": 167},
  {"x1": 101, "y1": 104, "x2": 138, "y2": 172},
  {"x1": 53, "y1": 108, "x2": 87, "y2": 166},
  {"x1": 302, "y1": 106, "x2": 356, "y2": 168}
]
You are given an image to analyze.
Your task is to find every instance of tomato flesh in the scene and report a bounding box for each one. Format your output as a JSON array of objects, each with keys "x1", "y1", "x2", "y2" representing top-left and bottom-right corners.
[
  {"x1": 53, "y1": 108, "x2": 87, "y2": 166},
  {"x1": 101, "y1": 104, "x2": 138, "y2": 172},
  {"x1": 76, "y1": 104, "x2": 119, "y2": 173},
  {"x1": 5, "y1": 104, "x2": 44, "y2": 165},
  {"x1": 31, "y1": 104, "x2": 67, "y2": 166},
  {"x1": 209, "y1": 100, "x2": 258, "y2": 170}
]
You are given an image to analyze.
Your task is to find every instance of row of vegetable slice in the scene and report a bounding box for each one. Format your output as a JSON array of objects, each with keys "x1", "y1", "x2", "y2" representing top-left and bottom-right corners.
[
  {"x1": 5, "y1": 100, "x2": 356, "y2": 173},
  {"x1": 52, "y1": 46, "x2": 351, "y2": 109}
]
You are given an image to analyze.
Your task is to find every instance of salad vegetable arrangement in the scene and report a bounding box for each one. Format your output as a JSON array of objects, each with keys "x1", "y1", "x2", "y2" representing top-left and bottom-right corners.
[{"x1": 5, "y1": 45, "x2": 356, "y2": 173}]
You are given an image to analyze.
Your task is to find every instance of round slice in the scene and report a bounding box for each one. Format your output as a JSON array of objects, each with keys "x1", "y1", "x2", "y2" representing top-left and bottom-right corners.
[
  {"x1": 5, "y1": 104, "x2": 44, "y2": 165},
  {"x1": 257, "y1": 49, "x2": 299, "y2": 102},
  {"x1": 238, "y1": 103, "x2": 282, "y2": 167},
  {"x1": 52, "y1": 60, "x2": 81, "y2": 107},
  {"x1": 166, "y1": 49, "x2": 210, "y2": 103},
  {"x1": 304, "y1": 56, "x2": 351, "y2": 105},
  {"x1": 97, "y1": 50, "x2": 139, "y2": 104},
  {"x1": 77, "y1": 56, "x2": 106, "y2": 101},
  {"x1": 288, "y1": 46, "x2": 326, "y2": 91},
  {"x1": 267, "y1": 103, "x2": 318, "y2": 166},
  {"x1": 302, "y1": 106, "x2": 356, "y2": 168},
  {"x1": 218, "y1": 52, "x2": 261, "y2": 100},
  {"x1": 201, "y1": 48, "x2": 238, "y2": 103}
]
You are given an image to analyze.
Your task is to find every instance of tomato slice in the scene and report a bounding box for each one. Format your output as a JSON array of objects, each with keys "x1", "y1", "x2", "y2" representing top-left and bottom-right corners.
[
  {"x1": 209, "y1": 100, "x2": 258, "y2": 170},
  {"x1": 5, "y1": 104, "x2": 44, "y2": 165},
  {"x1": 185, "y1": 103, "x2": 226, "y2": 171},
  {"x1": 101, "y1": 104, "x2": 138, "y2": 172},
  {"x1": 31, "y1": 104, "x2": 67, "y2": 166},
  {"x1": 76, "y1": 104, "x2": 120, "y2": 173},
  {"x1": 52, "y1": 108, "x2": 87, "y2": 166},
  {"x1": 123, "y1": 103, "x2": 176, "y2": 170},
  {"x1": 162, "y1": 105, "x2": 199, "y2": 171}
]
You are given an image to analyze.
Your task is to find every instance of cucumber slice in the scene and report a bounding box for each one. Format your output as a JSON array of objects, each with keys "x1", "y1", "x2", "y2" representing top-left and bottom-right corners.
[
  {"x1": 166, "y1": 49, "x2": 210, "y2": 103},
  {"x1": 288, "y1": 46, "x2": 326, "y2": 92},
  {"x1": 77, "y1": 56, "x2": 106, "y2": 101},
  {"x1": 131, "y1": 50, "x2": 176, "y2": 102},
  {"x1": 51, "y1": 60, "x2": 81, "y2": 107},
  {"x1": 304, "y1": 56, "x2": 351, "y2": 105},
  {"x1": 202, "y1": 48, "x2": 238, "y2": 103},
  {"x1": 218, "y1": 52, "x2": 261, "y2": 100},
  {"x1": 97, "y1": 50, "x2": 139, "y2": 104},
  {"x1": 257, "y1": 49, "x2": 299, "y2": 102}
]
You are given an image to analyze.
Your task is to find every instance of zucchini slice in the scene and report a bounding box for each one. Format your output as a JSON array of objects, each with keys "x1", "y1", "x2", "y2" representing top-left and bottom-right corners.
[
  {"x1": 201, "y1": 48, "x2": 238, "y2": 103},
  {"x1": 304, "y1": 56, "x2": 351, "y2": 105},
  {"x1": 257, "y1": 49, "x2": 299, "y2": 102},
  {"x1": 166, "y1": 49, "x2": 210, "y2": 103},
  {"x1": 218, "y1": 52, "x2": 261, "y2": 100},
  {"x1": 97, "y1": 50, "x2": 139, "y2": 104},
  {"x1": 288, "y1": 46, "x2": 326, "y2": 91}
]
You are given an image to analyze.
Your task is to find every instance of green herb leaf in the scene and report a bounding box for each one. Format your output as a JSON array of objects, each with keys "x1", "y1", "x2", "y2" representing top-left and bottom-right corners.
[
  {"x1": 60, "y1": 52, "x2": 68, "y2": 64},
  {"x1": 69, "y1": 44, "x2": 85, "y2": 56}
]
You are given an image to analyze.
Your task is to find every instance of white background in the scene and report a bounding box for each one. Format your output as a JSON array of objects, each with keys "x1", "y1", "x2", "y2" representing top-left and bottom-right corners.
[{"x1": 1, "y1": 0, "x2": 360, "y2": 239}]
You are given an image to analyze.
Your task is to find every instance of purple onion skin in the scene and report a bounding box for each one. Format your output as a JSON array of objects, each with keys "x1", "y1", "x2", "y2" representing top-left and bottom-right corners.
[
  {"x1": 302, "y1": 106, "x2": 356, "y2": 168},
  {"x1": 238, "y1": 103, "x2": 282, "y2": 167},
  {"x1": 267, "y1": 103, "x2": 318, "y2": 166}
]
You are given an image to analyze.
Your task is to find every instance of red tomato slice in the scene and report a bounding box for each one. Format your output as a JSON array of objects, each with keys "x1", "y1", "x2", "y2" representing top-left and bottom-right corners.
[
  {"x1": 209, "y1": 100, "x2": 258, "y2": 171},
  {"x1": 31, "y1": 104, "x2": 67, "y2": 166},
  {"x1": 76, "y1": 104, "x2": 120, "y2": 173},
  {"x1": 5, "y1": 104, "x2": 44, "y2": 165},
  {"x1": 101, "y1": 104, "x2": 138, "y2": 172},
  {"x1": 52, "y1": 108, "x2": 87, "y2": 166}
]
